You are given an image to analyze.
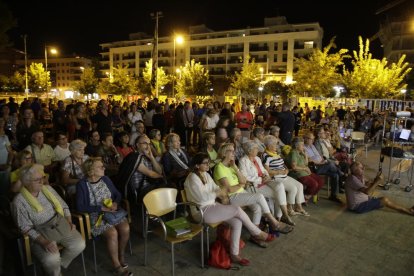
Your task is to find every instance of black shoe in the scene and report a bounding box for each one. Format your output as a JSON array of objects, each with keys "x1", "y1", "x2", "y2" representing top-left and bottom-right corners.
[{"x1": 328, "y1": 195, "x2": 342, "y2": 203}]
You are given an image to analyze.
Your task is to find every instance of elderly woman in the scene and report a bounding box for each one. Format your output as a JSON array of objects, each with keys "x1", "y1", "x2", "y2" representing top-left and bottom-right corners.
[
  {"x1": 239, "y1": 141, "x2": 296, "y2": 225},
  {"x1": 285, "y1": 137, "x2": 324, "y2": 201},
  {"x1": 76, "y1": 157, "x2": 132, "y2": 276},
  {"x1": 162, "y1": 133, "x2": 191, "y2": 188},
  {"x1": 229, "y1": 128, "x2": 245, "y2": 162},
  {"x1": 261, "y1": 135, "x2": 309, "y2": 216},
  {"x1": 214, "y1": 143, "x2": 293, "y2": 246},
  {"x1": 269, "y1": 126, "x2": 285, "y2": 154},
  {"x1": 61, "y1": 139, "x2": 89, "y2": 195},
  {"x1": 184, "y1": 153, "x2": 270, "y2": 265},
  {"x1": 251, "y1": 127, "x2": 266, "y2": 154},
  {"x1": 12, "y1": 164, "x2": 85, "y2": 276}
]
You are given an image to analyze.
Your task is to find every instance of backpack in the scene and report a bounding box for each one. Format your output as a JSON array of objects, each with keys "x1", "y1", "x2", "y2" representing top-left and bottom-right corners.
[{"x1": 208, "y1": 224, "x2": 244, "y2": 270}]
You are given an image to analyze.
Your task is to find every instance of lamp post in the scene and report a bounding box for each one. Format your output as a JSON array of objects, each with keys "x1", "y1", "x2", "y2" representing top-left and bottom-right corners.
[
  {"x1": 172, "y1": 34, "x2": 184, "y2": 98},
  {"x1": 401, "y1": 88, "x2": 407, "y2": 101},
  {"x1": 44, "y1": 45, "x2": 58, "y2": 98},
  {"x1": 23, "y1": 35, "x2": 29, "y2": 99}
]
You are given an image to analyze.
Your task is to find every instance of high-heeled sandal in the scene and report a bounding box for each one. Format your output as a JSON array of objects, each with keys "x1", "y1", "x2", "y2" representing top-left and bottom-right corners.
[
  {"x1": 281, "y1": 215, "x2": 295, "y2": 226},
  {"x1": 230, "y1": 255, "x2": 250, "y2": 266}
]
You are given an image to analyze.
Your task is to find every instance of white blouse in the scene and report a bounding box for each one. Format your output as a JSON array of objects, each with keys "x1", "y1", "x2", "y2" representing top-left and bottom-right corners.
[{"x1": 184, "y1": 172, "x2": 220, "y2": 209}]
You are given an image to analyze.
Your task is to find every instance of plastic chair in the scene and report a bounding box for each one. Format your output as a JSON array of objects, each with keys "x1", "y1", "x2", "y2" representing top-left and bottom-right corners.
[
  {"x1": 351, "y1": 131, "x2": 368, "y2": 157},
  {"x1": 180, "y1": 189, "x2": 221, "y2": 258},
  {"x1": 143, "y1": 188, "x2": 204, "y2": 276},
  {"x1": 17, "y1": 214, "x2": 87, "y2": 276}
]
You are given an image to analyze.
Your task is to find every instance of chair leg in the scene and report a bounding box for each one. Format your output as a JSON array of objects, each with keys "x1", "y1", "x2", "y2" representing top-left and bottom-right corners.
[
  {"x1": 171, "y1": 243, "x2": 175, "y2": 276},
  {"x1": 81, "y1": 252, "x2": 87, "y2": 276},
  {"x1": 205, "y1": 226, "x2": 210, "y2": 258},
  {"x1": 33, "y1": 263, "x2": 37, "y2": 276},
  {"x1": 93, "y1": 239, "x2": 97, "y2": 273},
  {"x1": 141, "y1": 205, "x2": 145, "y2": 238},
  {"x1": 143, "y1": 215, "x2": 148, "y2": 266},
  {"x1": 201, "y1": 227, "x2": 204, "y2": 268},
  {"x1": 128, "y1": 239, "x2": 133, "y2": 256}
]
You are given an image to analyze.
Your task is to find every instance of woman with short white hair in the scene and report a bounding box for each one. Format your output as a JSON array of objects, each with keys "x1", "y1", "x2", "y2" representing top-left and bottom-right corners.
[
  {"x1": 12, "y1": 164, "x2": 85, "y2": 276},
  {"x1": 262, "y1": 135, "x2": 309, "y2": 216},
  {"x1": 239, "y1": 140, "x2": 296, "y2": 225},
  {"x1": 61, "y1": 139, "x2": 89, "y2": 195}
]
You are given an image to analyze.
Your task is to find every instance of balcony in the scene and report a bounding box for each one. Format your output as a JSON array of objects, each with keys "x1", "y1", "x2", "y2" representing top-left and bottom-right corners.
[{"x1": 228, "y1": 47, "x2": 243, "y2": 53}]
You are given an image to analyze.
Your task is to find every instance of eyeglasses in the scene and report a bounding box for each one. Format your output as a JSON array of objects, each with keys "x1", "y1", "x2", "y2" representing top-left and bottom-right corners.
[
  {"x1": 139, "y1": 142, "x2": 151, "y2": 146},
  {"x1": 30, "y1": 177, "x2": 43, "y2": 183},
  {"x1": 201, "y1": 161, "x2": 210, "y2": 165}
]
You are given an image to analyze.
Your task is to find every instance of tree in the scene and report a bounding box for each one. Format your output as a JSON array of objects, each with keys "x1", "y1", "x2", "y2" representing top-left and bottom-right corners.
[
  {"x1": 0, "y1": 72, "x2": 24, "y2": 92},
  {"x1": 229, "y1": 57, "x2": 262, "y2": 98},
  {"x1": 28, "y1": 63, "x2": 48, "y2": 93},
  {"x1": 293, "y1": 38, "x2": 349, "y2": 97},
  {"x1": 98, "y1": 64, "x2": 138, "y2": 96},
  {"x1": 175, "y1": 59, "x2": 211, "y2": 98},
  {"x1": 343, "y1": 36, "x2": 412, "y2": 99},
  {"x1": 142, "y1": 59, "x2": 169, "y2": 96},
  {"x1": 73, "y1": 67, "x2": 99, "y2": 96},
  {"x1": 0, "y1": 1, "x2": 17, "y2": 50},
  {"x1": 263, "y1": 80, "x2": 290, "y2": 103}
]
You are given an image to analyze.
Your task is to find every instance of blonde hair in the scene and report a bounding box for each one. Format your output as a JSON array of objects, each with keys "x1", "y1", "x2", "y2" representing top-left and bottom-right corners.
[
  {"x1": 82, "y1": 157, "x2": 102, "y2": 177},
  {"x1": 217, "y1": 143, "x2": 235, "y2": 159},
  {"x1": 165, "y1": 133, "x2": 180, "y2": 149}
]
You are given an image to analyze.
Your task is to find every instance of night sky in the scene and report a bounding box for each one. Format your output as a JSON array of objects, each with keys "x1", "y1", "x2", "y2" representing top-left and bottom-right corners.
[{"x1": 4, "y1": 0, "x2": 391, "y2": 59}]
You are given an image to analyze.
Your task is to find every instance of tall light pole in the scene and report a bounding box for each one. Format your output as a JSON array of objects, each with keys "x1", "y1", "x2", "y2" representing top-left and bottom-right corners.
[
  {"x1": 151, "y1": 11, "x2": 163, "y2": 98},
  {"x1": 44, "y1": 45, "x2": 58, "y2": 98},
  {"x1": 23, "y1": 35, "x2": 29, "y2": 99},
  {"x1": 172, "y1": 34, "x2": 184, "y2": 98}
]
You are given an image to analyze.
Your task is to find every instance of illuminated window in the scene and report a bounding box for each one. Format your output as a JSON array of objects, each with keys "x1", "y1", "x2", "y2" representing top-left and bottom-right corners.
[{"x1": 304, "y1": 41, "x2": 314, "y2": 49}]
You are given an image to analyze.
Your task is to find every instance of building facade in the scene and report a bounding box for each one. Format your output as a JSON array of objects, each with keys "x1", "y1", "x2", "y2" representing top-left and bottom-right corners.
[{"x1": 100, "y1": 17, "x2": 323, "y2": 91}]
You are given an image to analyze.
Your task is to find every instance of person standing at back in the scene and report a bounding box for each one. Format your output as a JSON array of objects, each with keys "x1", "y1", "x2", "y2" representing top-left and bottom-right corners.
[{"x1": 277, "y1": 103, "x2": 295, "y2": 145}]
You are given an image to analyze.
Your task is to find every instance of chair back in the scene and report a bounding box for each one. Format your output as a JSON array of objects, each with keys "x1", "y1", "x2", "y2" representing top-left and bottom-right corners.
[
  {"x1": 143, "y1": 188, "x2": 178, "y2": 217},
  {"x1": 351, "y1": 131, "x2": 365, "y2": 141}
]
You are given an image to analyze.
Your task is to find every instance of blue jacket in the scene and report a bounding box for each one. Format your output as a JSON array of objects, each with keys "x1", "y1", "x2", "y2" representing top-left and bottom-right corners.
[{"x1": 76, "y1": 175, "x2": 122, "y2": 213}]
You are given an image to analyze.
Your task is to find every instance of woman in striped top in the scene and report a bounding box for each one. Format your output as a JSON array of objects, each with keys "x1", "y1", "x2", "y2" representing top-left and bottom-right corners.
[{"x1": 262, "y1": 135, "x2": 309, "y2": 216}]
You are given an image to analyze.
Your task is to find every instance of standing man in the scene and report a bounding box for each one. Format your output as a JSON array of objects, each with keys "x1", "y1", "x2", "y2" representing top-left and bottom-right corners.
[
  {"x1": 277, "y1": 103, "x2": 295, "y2": 145},
  {"x1": 345, "y1": 161, "x2": 414, "y2": 215}
]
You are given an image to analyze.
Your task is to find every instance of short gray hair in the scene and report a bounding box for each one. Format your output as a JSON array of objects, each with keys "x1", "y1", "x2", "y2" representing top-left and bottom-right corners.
[
  {"x1": 165, "y1": 133, "x2": 180, "y2": 149},
  {"x1": 242, "y1": 140, "x2": 259, "y2": 155},
  {"x1": 69, "y1": 139, "x2": 87, "y2": 152},
  {"x1": 19, "y1": 164, "x2": 45, "y2": 185},
  {"x1": 252, "y1": 127, "x2": 265, "y2": 138},
  {"x1": 269, "y1": 126, "x2": 280, "y2": 136},
  {"x1": 263, "y1": 135, "x2": 278, "y2": 147}
]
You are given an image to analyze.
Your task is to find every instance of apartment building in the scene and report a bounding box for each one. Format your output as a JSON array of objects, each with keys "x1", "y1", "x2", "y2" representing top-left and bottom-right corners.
[
  {"x1": 100, "y1": 16, "x2": 323, "y2": 91},
  {"x1": 16, "y1": 56, "x2": 92, "y2": 92}
]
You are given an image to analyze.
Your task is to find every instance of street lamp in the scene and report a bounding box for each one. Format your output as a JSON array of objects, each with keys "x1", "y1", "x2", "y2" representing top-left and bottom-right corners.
[
  {"x1": 172, "y1": 34, "x2": 184, "y2": 98},
  {"x1": 44, "y1": 45, "x2": 58, "y2": 96},
  {"x1": 401, "y1": 88, "x2": 407, "y2": 101}
]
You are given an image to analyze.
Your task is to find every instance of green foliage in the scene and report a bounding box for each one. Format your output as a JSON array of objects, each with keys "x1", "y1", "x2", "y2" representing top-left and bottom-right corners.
[
  {"x1": 97, "y1": 64, "x2": 138, "y2": 96},
  {"x1": 263, "y1": 80, "x2": 290, "y2": 102},
  {"x1": 229, "y1": 57, "x2": 262, "y2": 98},
  {"x1": 343, "y1": 36, "x2": 412, "y2": 99},
  {"x1": 28, "y1": 63, "x2": 48, "y2": 92},
  {"x1": 73, "y1": 67, "x2": 99, "y2": 95},
  {"x1": 142, "y1": 59, "x2": 169, "y2": 96},
  {"x1": 293, "y1": 38, "x2": 349, "y2": 97},
  {"x1": 175, "y1": 59, "x2": 211, "y2": 98},
  {"x1": 0, "y1": 1, "x2": 17, "y2": 50}
]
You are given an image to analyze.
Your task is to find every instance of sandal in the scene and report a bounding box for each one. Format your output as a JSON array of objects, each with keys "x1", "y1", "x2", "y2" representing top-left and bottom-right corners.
[
  {"x1": 249, "y1": 236, "x2": 268, "y2": 248},
  {"x1": 272, "y1": 223, "x2": 294, "y2": 234},
  {"x1": 113, "y1": 266, "x2": 133, "y2": 276},
  {"x1": 288, "y1": 209, "x2": 298, "y2": 216},
  {"x1": 295, "y1": 209, "x2": 310, "y2": 217},
  {"x1": 230, "y1": 255, "x2": 250, "y2": 266},
  {"x1": 281, "y1": 215, "x2": 296, "y2": 226}
]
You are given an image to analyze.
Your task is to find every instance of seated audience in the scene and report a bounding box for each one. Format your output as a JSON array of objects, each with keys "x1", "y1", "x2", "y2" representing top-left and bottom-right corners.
[{"x1": 61, "y1": 139, "x2": 88, "y2": 196}]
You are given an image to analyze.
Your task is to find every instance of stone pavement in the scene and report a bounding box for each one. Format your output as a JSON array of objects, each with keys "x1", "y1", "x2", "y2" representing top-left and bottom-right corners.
[{"x1": 56, "y1": 146, "x2": 414, "y2": 276}]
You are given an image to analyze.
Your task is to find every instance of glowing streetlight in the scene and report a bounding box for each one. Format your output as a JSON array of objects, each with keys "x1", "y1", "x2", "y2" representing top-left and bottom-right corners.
[
  {"x1": 401, "y1": 88, "x2": 407, "y2": 101},
  {"x1": 173, "y1": 34, "x2": 184, "y2": 98},
  {"x1": 44, "y1": 45, "x2": 58, "y2": 95}
]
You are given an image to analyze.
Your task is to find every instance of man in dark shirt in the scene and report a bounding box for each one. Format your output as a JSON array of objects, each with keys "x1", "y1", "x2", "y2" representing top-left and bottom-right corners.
[
  {"x1": 277, "y1": 103, "x2": 295, "y2": 145},
  {"x1": 92, "y1": 99, "x2": 112, "y2": 136},
  {"x1": 7, "y1": 97, "x2": 19, "y2": 114},
  {"x1": 52, "y1": 100, "x2": 67, "y2": 133}
]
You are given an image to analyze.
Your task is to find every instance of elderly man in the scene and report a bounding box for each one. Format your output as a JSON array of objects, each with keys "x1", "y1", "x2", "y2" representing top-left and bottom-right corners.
[
  {"x1": 303, "y1": 132, "x2": 342, "y2": 203},
  {"x1": 345, "y1": 161, "x2": 414, "y2": 215},
  {"x1": 12, "y1": 164, "x2": 85, "y2": 276}
]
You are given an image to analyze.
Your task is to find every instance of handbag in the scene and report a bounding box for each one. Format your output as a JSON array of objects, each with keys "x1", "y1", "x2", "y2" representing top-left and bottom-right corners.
[
  {"x1": 36, "y1": 214, "x2": 72, "y2": 242},
  {"x1": 103, "y1": 208, "x2": 128, "y2": 225}
]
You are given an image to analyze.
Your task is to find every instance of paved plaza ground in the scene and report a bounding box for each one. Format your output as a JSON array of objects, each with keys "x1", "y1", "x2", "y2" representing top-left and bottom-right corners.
[{"x1": 41, "y1": 145, "x2": 414, "y2": 276}]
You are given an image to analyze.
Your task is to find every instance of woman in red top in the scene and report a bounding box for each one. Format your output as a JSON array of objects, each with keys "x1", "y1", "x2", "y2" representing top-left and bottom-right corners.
[{"x1": 235, "y1": 104, "x2": 253, "y2": 139}]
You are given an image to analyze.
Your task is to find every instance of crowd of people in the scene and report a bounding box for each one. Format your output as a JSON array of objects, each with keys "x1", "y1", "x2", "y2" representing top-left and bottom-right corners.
[{"x1": 0, "y1": 96, "x2": 414, "y2": 275}]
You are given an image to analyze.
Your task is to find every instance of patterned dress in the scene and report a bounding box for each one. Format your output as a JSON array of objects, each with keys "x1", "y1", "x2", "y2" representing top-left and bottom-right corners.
[{"x1": 87, "y1": 179, "x2": 124, "y2": 237}]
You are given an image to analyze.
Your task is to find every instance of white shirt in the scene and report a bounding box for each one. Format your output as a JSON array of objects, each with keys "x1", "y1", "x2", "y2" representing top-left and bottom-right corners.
[
  {"x1": 184, "y1": 172, "x2": 220, "y2": 209},
  {"x1": 54, "y1": 143, "x2": 71, "y2": 161}
]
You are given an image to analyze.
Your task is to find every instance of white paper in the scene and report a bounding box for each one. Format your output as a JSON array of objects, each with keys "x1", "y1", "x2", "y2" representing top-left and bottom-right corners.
[{"x1": 399, "y1": 129, "x2": 411, "y2": 140}]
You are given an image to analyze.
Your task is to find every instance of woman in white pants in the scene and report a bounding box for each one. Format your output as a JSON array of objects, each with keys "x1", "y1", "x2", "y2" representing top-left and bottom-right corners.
[
  {"x1": 262, "y1": 135, "x2": 309, "y2": 216},
  {"x1": 213, "y1": 143, "x2": 293, "y2": 247},
  {"x1": 184, "y1": 153, "x2": 270, "y2": 266},
  {"x1": 239, "y1": 141, "x2": 295, "y2": 226}
]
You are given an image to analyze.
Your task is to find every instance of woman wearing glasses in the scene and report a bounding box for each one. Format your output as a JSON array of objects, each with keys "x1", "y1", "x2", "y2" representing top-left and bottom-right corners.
[
  {"x1": 184, "y1": 153, "x2": 270, "y2": 266},
  {"x1": 76, "y1": 157, "x2": 132, "y2": 276}
]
